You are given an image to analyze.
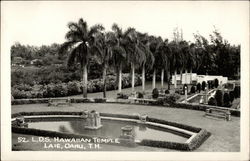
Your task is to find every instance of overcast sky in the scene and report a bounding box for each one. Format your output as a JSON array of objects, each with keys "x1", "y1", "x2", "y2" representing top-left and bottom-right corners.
[{"x1": 1, "y1": 1, "x2": 249, "y2": 47}]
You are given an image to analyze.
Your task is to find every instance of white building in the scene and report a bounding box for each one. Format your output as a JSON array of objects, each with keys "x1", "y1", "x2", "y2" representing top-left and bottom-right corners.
[{"x1": 171, "y1": 73, "x2": 228, "y2": 85}]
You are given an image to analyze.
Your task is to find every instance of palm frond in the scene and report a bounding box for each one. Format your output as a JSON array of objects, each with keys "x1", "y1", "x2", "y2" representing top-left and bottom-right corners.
[
  {"x1": 78, "y1": 18, "x2": 88, "y2": 38},
  {"x1": 58, "y1": 41, "x2": 78, "y2": 56},
  {"x1": 111, "y1": 23, "x2": 122, "y2": 37},
  {"x1": 88, "y1": 24, "x2": 105, "y2": 37}
]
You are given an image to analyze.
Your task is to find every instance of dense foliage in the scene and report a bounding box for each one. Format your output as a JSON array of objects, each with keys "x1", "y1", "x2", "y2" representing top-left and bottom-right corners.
[{"x1": 12, "y1": 74, "x2": 141, "y2": 99}]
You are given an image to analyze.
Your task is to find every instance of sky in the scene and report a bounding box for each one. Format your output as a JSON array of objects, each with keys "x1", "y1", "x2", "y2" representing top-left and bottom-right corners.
[{"x1": 1, "y1": 1, "x2": 249, "y2": 47}]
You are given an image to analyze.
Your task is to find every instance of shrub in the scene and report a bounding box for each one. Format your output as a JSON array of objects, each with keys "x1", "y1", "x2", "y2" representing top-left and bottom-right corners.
[
  {"x1": 12, "y1": 89, "x2": 27, "y2": 99},
  {"x1": 215, "y1": 90, "x2": 223, "y2": 106},
  {"x1": 223, "y1": 92, "x2": 231, "y2": 107},
  {"x1": 137, "y1": 92, "x2": 144, "y2": 98},
  {"x1": 67, "y1": 81, "x2": 81, "y2": 95},
  {"x1": 152, "y1": 88, "x2": 159, "y2": 99},
  {"x1": 190, "y1": 86, "x2": 196, "y2": 94},
  {"x1": 165, "y1": 90, "x2": 170, "y2": 94},
  {"x1": 201, "y1": 81, "x2": 206, "y2": 91},
  {"x1": 164, "y1": 93, "x2": 181, "y2": 105},
  {"x1": 208, "y1": 97, "x2": 217, "y2": 106},
  {"x1": 94, "y1": 98, "x2": 106, "y2": 103},
  {"x1": 13, "y1": 84, "x2": 32, "y2": 91},
  {"x1": 214, "y1": 79, "x2": 219, "y2": 88},
  {"x1": 117, "y1": 93, "x2": 129, "y2": 99},
  {"x1": 233, "y1": 86, "x2": 240, "y2": 98},
  {"x1": 229, "y1": 91, "x2": 235, "y2": 102},
  {"x1": 196, "y1": 83, "x2": 201, "y2": 93}
]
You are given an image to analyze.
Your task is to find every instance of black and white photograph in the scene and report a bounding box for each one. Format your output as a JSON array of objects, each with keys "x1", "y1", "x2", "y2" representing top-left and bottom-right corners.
[{"x1": 1, "y1": 1, "x2": 249, "y2": 161}]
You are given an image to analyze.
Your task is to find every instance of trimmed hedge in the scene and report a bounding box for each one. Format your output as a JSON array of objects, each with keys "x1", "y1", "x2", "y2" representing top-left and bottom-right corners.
[
  {"x1": 172, "y1": 102, "x2": 240, "y2": 117},
  {"x1": 139, "y1": 129, "x2": 211, "y2": 151},
  {"x1": 139, "y1": 139, "x2": 189, "y2": 151},
  {"x1": 187, "y1": 129, "x2": 211, "y2": 150},
  {"x1": 147, "y1": 117, "x2": 201, "y2": 133}
]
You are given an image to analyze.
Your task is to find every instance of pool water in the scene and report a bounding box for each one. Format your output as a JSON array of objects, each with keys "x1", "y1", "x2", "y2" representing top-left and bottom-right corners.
[{"x1": 28, "y1": 119, "x2": 187, "y2": 143}]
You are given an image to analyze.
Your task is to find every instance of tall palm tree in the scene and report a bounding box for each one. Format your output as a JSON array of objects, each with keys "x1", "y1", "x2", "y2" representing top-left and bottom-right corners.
[
  {"x1": 111, "y1": 23, "x2": 128, "y2": 93},
  {"x1": 124, "y1": 28, "x2": 145, "y2": 93},
  {"x1": 59, "y1": 18, "x2": 104, "y2": 98},
  {"x1": 91, "y1": 31, "x2": 116, "y2": 98},
  {"x1": 180, "y1": 41, "x2": 192, "y2": 84},
  {"x1": 169, "y1": 41, "x2": 184, "y2": 89},
  {"x1": 156, "y1": 39, "x2": 171, "y2": 90},
  {"x1": 137, "y1": 32, "x2": 154, "y2": 93},
  {"x1": 149, "y1": 36, "x2": 163, "y2": 90}
]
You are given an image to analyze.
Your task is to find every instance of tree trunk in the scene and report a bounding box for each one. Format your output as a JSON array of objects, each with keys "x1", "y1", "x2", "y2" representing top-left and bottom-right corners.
[
  {"x1": 82, "y1": 64, "x2": 88, "y2": 98},
  {"x1": 185, "y1": 69, "x2": 188, "y2": 84},
  {"x1": 174, "y1": 70, "x2": 177, "y2": 89},
  {"x1": 167, "y1": 71, "x2": 171, "y2": 90},
  {"x1": 118, "y1": 64, "x2": 122, "y2": 93},
  {"x1": 142, "y1": 64, "x2": 145, "y2": 93},
  {"x1": 115, "y1": 67, "x2": 119, "y2": 90},
  {"x1": 131, "y1": 63, "x2": 135, "y2": 92},
  {"x1": 102, "y1": 66, "x2": 107, "y2": 98},
  {"x1": 161, "y1": 68, "x2": 164, "y2": 89},
  {"x1": 152, "y1": 69, "x2": 156, "y2": 90},
  {"x1": 180, "y1": 69, "x2": 183, "y2": 85},
  {"x1": 190, "y1": 68, "x2": 193, "y2": 84}
]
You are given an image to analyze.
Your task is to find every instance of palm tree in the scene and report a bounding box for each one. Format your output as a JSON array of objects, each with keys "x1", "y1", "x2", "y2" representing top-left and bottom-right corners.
[
  {"x1": 111, "y1": 24, "x2": 128, "y2": 93},
  {"x1": 149, "y1": 36, "x2": 163, "y2": 90},
  {"x1": 156, "y1": 39, "x2": 171, "y2": 90},
  {"x1": 169, "y1": 41, "x2": 184, "y2": 89},
  {"x1": 59, "y1": 18, "x2": 104, "y2": 98},
  {"x1": 91, "y1": 31, "x2": 116, "y2": 98},
  {"x1": 137, "y1": 32, "x2": 154, "y2": 93},
  {"x1": 180, "y1": 41, "x2": 192, "y2": 84},
  {"x1": 124, "y1": 28, "x2": 145, "y2": 93}
]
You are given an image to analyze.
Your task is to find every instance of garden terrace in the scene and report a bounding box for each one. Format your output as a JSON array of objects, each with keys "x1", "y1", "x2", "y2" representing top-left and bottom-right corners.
[{"x1": 12, "y1": 102, "x2": 240, "y2": 151}]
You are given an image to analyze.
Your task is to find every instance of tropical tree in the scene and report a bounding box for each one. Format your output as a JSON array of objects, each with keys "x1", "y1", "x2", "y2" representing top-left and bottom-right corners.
[
  {"x1": 169, "y1": 41, "x2": 184, "y2": 89},
  {"x1": 194, "y1": 33, "x2": 215, "y2": 75},
  {"x1": 137, "y1": 32, "x2": 154, "y2": 93},
  {"x1": 180, "y1": 41, "x2": 194, "y2": 84},
  {"x1": 91, "y1": 31, "x2": 116, "y2": 98},
  {"x1": 156, "y1": 39, "x2": 171, "y2": 90},
  {"x1": 149, "y1": 36, "x2": 163, "y2": 90},
  {"x1": 59, "y1": 18, "x2": 104, "y2": 98},
  {"x1": 124, "y1": 28, "x2": 145, "y2": 93},
  {"x1": 111, "y1": 23, "x2": 129, "y2": 93}
]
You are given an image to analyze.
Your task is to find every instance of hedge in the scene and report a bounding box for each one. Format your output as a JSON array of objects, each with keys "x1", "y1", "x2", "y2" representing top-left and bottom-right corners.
[
  {"x1": 139, "y1": 139, "x2": 190, "y2": 151},
  {"x1": 187, "y1": 129, "x2": 211, "y2": 150},
  {"x1": 147, "y1": 117, "x2": 201, "y2": 133},
  {"x1": 172, "y1": 102, "x2": 240, "y2": 117}
]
